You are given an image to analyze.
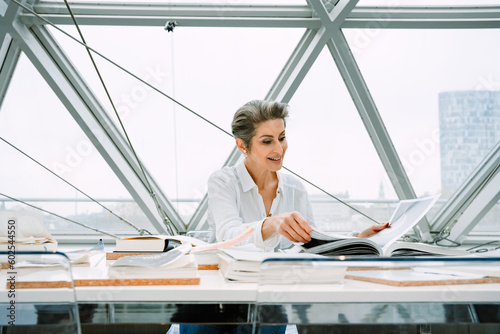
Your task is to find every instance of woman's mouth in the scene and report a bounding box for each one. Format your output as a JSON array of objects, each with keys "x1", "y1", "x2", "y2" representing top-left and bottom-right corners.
[{"x1": 268, "y1": 156, "x2": 282, "y2": 162}]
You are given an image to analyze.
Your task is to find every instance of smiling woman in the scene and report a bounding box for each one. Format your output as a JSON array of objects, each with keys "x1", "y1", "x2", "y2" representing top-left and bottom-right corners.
[
  {"x1": 206, "y1": 100, "x2": 387, "y2": 254},
  {"x1": 207, "y1": 100, "x2": 314, "y2": 252}
]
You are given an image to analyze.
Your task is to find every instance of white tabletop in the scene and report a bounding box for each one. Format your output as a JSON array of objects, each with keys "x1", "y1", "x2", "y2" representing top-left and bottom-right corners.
[
  {"x1": 70, "y1": 269, "x2": 500, "y2": 304},
  {"x1": 4, "y1": 254, "x2": 500, "y2": 305}
]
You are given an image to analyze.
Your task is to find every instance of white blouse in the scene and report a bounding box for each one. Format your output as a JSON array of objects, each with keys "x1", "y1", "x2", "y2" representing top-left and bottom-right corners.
[{"x1": 207, "y1": 160, "x2": 315, "y2": 251}]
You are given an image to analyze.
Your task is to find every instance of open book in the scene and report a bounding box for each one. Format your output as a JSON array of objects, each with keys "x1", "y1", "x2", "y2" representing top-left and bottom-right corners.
[{"x1": 302, "y1": 195, "x2": 468, "y2": 257}]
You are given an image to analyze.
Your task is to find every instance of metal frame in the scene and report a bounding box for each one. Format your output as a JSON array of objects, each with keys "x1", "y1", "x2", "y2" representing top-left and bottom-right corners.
[
  {"x1": 19, "y1": 2, "x2": 500, "y2": 29},
  {"x1": 0, "y1": 0, "x2": 22, "y2": 110},
  {"x1": 447, "y1": 166, "x2": 500, "y2": 244},
  {"x1": 1, "y1": 0, "x2": 499, "y2": 242},
  {"x1": 0, "y1": 37, "x2": 21, "y2": 110},
  {"x1": 431, "y1": 140, "x2": 500, "y2": 244}
]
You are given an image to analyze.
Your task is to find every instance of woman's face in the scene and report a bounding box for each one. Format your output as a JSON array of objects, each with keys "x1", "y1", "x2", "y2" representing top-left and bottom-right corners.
[{"x1": 246, "y1": 118, "x2": 288, "y2": 172}]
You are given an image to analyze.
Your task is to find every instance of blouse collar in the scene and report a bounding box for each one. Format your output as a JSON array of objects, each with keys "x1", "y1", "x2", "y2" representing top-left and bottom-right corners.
[{"x1": 236, "y1": 160, "x2": 283, "y2": 194}]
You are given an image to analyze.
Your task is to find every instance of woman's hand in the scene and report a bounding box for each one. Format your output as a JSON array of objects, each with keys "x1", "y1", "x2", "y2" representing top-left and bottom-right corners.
[
  {"x1": 262, "y1": 211, "x2": 312, "y2": 243},
  {"x1": 356, "y1": 222, "x2": 390, "y2": 238}
]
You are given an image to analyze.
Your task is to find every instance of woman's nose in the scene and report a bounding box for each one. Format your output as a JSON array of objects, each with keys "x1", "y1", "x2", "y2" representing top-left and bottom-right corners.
[{"x1": 274, "y1": 141, "x2": 283, "y2": 154}]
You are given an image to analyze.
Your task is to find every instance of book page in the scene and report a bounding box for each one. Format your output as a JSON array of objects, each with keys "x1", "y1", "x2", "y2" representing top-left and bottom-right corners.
[
  {"x1": 368, "y1": 195, "x2": 440, "y2": 252},
  {"x1": 309, "y1": 229, "x2": 352, "y2": 241},
  {"x1": 384, "y1": 241, "x2": 470, "y2": 257}
]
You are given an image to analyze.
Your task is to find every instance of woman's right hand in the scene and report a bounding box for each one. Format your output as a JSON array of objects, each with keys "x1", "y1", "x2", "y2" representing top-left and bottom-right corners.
[{"x1": 262, "y1": 211, "x2": 312, "y2": 243}]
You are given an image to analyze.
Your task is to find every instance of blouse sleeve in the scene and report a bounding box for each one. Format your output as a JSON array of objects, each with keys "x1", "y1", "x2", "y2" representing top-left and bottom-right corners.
[{"x1": 207, "y1": 171, "x2": 280, "y2": 251}]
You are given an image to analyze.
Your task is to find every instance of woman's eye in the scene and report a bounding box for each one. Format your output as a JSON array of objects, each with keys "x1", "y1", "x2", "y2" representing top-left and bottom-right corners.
[
  {"x1": 263, "y1": 140, "x2": 272, "y2": 144},
  {"x1": 279, "y1": 136, "x2": 286, "y2": 142}
]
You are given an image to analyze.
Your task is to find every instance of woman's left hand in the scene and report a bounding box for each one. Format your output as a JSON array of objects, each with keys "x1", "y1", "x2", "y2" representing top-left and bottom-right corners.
[{"x1": 357, "y1": 222, "x2": 390, "y2": 238}]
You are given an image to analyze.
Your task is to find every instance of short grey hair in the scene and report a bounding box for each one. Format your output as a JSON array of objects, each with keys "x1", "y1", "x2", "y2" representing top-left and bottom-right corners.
[{"x1": 231, "y1": 100, "x2": 289, "y2": 151}]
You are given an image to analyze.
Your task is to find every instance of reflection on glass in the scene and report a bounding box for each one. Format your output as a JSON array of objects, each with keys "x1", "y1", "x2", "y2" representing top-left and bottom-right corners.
[{"x1": 439, "y1": 91, "x2": 500, "y2": 197}]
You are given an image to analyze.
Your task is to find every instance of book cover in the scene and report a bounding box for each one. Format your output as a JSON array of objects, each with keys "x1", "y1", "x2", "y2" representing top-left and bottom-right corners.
[{"x1": 114, "y1": 235, "x2": 172, "y2": 252}]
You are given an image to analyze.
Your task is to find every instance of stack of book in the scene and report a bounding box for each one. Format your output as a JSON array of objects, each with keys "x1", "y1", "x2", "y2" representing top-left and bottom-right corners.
[
  {"x1": 108, "y1": 243, "x2": 199, "y2": 281},
  {"x1": 108, "y1": 227, "x2": 255, "y2": 270},
  {"x1": 218, "y1": 248, "x2": 339, "y2": 283}
]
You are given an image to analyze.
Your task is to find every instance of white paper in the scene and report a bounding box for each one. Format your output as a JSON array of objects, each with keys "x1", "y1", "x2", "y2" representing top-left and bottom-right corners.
[{"x1": 368, "y1": 195, "x2": 440, "y2": 251}]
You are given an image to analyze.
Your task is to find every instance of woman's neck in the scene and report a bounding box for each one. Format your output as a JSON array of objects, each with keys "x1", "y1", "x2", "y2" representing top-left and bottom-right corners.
[{"x1": 244, "y1": 158, "x2": 277, "y2": 191}]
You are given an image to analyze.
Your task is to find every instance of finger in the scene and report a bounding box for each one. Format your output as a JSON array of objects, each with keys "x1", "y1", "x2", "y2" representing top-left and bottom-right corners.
[
  {"x1": 279, "y1": 220, "x2": 309, "y2": 243},
  {"x1": 279, "y1": 229, "x2": 297, "y2": 243},
  {"x1": 291, "y1": 211, "x2": 313, "y2": 234},
  {"x1": 287, "y1": 216, "x2": 311, "y2": 242},
  {"x1": 372, "y1": 222, "x2": 389, "y2": 232}
]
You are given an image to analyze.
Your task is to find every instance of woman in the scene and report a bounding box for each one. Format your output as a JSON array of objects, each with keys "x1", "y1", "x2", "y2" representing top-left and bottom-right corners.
[
  {"x1": 208, "y1": 99, "x2": 388, "y2": 249},
  {"x1": 178, "y1": 100, "x2": 388, "y2": 334}
]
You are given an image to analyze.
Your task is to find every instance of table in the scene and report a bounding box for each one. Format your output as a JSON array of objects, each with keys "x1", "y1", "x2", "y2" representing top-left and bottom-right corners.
[{"x1": 3, "y1": 256, "x2": 500, "y2": 330}]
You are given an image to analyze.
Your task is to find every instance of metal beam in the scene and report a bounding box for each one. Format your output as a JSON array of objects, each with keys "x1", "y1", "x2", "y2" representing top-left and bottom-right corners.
[
  {"x1": 24, "y1": 1, "x2": 318, "y2": 27},
  {"x1": 22, "y1": 16, "x2": 322, "y2": 28},
  {"x1": 0, "y1": 0, "x2": 8, "y2": 16},
  {"x1": 270, "y1": 27, "x2": 330, "y2": 103},
  {"x1": 0, "y1": 0, "x2": 23, "y2": 111},
  {"x1": 344, "y1": 6, "x2": 500, "y2": 29},
  {"x1": 322, "y1": 0, "x2": 359, "y2": 28},
  {"x1": 18, "y1": 2, "x2": 500, "y2": 29},
  {"x1": 432, "y1": 141, "x2": 500, "y2": 243},
  {"x1": 7, "y1": 17, "x2": 184, "y2": 234},
  {"x1": 33, "y1": 1, "x2": 313, "y2": 18},
  {"x1": 0, "y1": 38, "x2": 21, "y2": 110},
  {"x1": 270, "y1": 0, "x2": 360, "y2": 103},
  {"x1": 267, "y1": 29, "x2": 314, "y2": 102},
  {"x1": 445, "y1": 165, "x2": 500, "y2": 244}
]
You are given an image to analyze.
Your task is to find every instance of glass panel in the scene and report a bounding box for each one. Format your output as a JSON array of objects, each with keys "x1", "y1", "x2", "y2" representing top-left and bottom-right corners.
[
  {"x1": 48, "y1": 25, "x2": 305, "y2": 224},
  {"x1": 471, "y1": 201, "x2": 500, "y2": 233},
  {"x1": 344, "y1": 29, "x2": 500, "y2": 228},
  {"x1": 288, "y1": 48, "x2": 395, "y2": 233},
  {"x1": 0, "y1": 53, "x2": 153, "y2": 235},
  {"x1": 439, "y1": 91, "x2": 500, "y2": 196}
]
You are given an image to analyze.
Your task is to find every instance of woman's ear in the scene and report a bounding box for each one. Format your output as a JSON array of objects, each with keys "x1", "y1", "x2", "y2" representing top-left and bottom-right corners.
[{"x1": 236, "y1": 138, "x2": 247, "y2": 154}]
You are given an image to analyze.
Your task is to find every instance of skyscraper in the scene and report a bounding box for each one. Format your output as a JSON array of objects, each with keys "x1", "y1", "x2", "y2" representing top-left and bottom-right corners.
[{"x1": 439, "y1": 91, "x2": 500, "y2": 195}]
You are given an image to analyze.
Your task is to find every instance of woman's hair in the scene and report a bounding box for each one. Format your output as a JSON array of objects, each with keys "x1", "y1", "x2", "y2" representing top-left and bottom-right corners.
[{"x1": 231, "y1": 100, "x2": 289, "y2": 151}]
